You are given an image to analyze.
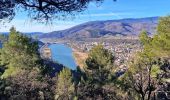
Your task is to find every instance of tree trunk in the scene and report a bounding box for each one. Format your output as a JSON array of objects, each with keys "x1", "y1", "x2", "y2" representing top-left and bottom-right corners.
[{"x1": 141, "y1": 93, "x2": 145, "y2": 100}]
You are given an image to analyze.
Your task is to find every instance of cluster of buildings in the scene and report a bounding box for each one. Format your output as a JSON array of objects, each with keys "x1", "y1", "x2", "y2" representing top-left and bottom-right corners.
[{"x1": 68, "y1": 39, "x2": 141, "y2": 73}]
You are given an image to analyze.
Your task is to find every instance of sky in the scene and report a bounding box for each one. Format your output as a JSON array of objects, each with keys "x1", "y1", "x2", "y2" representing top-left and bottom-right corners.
[{"x1": 0, "y1": 0, "x2": 170, "y2": 32}]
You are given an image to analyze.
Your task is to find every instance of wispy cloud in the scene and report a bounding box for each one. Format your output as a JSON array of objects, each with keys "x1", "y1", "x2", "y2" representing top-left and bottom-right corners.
[{"x1": 80, "y1": 12, "x2": 133, "y2": 18}]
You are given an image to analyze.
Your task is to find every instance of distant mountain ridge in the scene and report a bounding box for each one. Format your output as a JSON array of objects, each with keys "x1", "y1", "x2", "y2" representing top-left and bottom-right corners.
[{"x1": 38, "y1": 17, "x2": 159, "y2": 40}]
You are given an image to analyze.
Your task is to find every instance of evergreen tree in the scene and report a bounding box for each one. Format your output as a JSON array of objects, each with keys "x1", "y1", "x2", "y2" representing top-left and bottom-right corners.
[
  {"x1": 152, "y1": 16, "x2": 170, "y2": 57},
  {"x1": 140, "y1": 16, "x2": 170, "y2": 58},
  {"x1": 139, "y1": 30, "x2": 150, "y2": 46},
  {"x1": 123, "y1": 53, "x2": 159, "y2": 100},
  {"x1": 122, "y1": 16, "x2": 170, "y2": 100},
  {"x1": 77, "y1": 45, "x2": 119, "y2": 99},
  {"x1": 55, "y1": 68, "x2": 75, "y2": 100},
  {"x1": 0, "y1": 27, "x2": 40, "y2": 78},
  {"x1": 85, "y1": 45, "x2": 115, "y2": 84}
]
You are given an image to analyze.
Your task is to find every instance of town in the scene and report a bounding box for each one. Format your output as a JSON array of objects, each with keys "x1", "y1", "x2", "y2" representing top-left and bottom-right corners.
[{"x1": 41, "y1": 37, "x2": 142, "y2": 74}]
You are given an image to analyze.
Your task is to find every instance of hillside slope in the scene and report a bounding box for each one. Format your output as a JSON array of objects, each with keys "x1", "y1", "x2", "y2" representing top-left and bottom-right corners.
[{"x1": 39, "y1": 17, "x2": 158, "y2": 40}]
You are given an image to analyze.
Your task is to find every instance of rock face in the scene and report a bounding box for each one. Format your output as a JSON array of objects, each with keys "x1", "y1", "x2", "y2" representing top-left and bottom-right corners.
[{"x1": 39, "y1": 17, "x2": 159, "y2": 40}]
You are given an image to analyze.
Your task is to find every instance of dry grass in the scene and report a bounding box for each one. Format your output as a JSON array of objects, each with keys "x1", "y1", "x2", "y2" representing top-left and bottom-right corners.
[{"x1": 72, "y1": 48, "x2": 88, "y2": 69}]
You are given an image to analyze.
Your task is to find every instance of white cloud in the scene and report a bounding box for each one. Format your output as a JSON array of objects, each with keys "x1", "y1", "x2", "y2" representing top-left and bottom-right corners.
[{"x1": 80, "y1": 12, "x2": 132, "y2": 18}]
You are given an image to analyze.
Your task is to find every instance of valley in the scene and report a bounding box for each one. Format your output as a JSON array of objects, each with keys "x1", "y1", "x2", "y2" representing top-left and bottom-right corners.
[
  {"x1": 38, "y1": 17, "x2": 153, "y2": 72},
  {"x1": 0, "y1": 1, "x2": 169, "y2": 99}
]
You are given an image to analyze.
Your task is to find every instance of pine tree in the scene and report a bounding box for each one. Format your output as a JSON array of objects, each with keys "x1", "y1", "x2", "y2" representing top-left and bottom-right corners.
[
  {"x1": 76, "y1": 45, "x2": 117, "y2": 99},
  {"x1": 124, "y1": 53, "x2": 158, "y2": 100},
  {"x1": 139, "y1": 16, "x2": 170, "y2": 58},
  {"x1": 139, "y1": 30, "x2": 150, "y2": 46},
  {"x1": 85, "y1": 45, "x2": 115, "y2": 84},
  {"x1": 0, "y1": 27, "x2": 40, "y2": 78},
  {"x1": 152, "y1": 16, "x2": 170, "y2": 57},
  {"x1": 123, "y1": 16, "x2": 170, "y2": 99},
  {"x1": 55, "y1": 68, "x2": 75, "y2": 100}
]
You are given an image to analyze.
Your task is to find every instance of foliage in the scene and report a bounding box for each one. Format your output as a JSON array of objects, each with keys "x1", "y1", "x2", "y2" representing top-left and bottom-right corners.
[
  {"x1": 77, "y1": 78, "x2": 125, "y2": 100},
  {"x1": 0, "y1": 77, "x2": 8, "y2": 99},
  {"x1": 0, "y1": 0, "x2": 15, "y2": 23},
  {"x1": 123, "y1": 54, "x2": 158, "y2": 100},
  {"x1": 0, "y1": 27, "x2": 41, "y2": 78},
  {"x1": 151, "y1": 16, "x2": 170, "y2": 57},
  {"x1": 139, "y1": 16, "x2": 170, "y2": 83},
  {"x1": 139, "y1": 30, "x2": 150, "y2": 46},
  {"x1": 85, "y1": 44, "x2": 115, "y2": 84},
  {"x1": 121, "y1": 16, "x2": 170, "y2": 100},
  {"x1": 3, "y1": 69, "x2": 55, "y2": 100},
  {"x1": 140, "y1": 16, "x2": 170, "y2": 58},
  {"x1": 76, "y1": 45, "x2": 120, "y2": 99},
  {"x1": 55, "y1": 68, "x2": 75, "y2": 100},
  {"x1": 0, "y1": 0, "x2": 109, "y2": 23}
]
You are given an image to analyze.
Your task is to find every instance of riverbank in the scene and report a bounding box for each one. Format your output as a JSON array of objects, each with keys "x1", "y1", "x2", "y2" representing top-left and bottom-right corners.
[
  {"x1": 40, "y1": 44, "x2": 52, "y2": 59},
  {"x1": 72, "y1": 48, "x2": 88, "y2": 70}
]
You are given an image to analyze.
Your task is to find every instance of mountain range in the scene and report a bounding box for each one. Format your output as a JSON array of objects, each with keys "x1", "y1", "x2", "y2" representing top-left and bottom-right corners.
[
  {"x1": 39, "y1": 17, "x2": 159, "y2": 40},
  {"x1": 9, "y1": 17, "x2": 161, "y2": 40}
]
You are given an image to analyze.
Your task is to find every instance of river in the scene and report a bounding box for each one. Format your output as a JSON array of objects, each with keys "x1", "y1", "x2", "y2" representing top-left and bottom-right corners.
[{"x1": 48, "y1": 43, "x2": 77, "y2": 70}]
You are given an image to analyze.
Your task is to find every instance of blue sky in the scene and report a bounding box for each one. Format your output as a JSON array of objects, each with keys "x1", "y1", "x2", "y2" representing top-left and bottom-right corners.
[{"x1": 1, "y1": 0, "x2": 170, "y2": 32}]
